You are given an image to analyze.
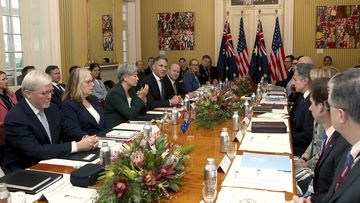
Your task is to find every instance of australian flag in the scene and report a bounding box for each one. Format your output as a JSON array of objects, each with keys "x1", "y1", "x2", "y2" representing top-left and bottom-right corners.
[
  {"x1": 248, "y1": 19, "x2": 271, "y2": 84},
  {"x1": 217, "y1": 17, "x2": 239, "y2": 82}
]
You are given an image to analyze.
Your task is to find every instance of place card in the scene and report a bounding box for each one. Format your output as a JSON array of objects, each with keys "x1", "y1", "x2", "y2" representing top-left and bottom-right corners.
[
  {"x1": 233, "y1": 131, "x2": 243, "y2": 142},
  {"x1": 218, "y1": 155, "x2": 231, "y2": 173},
  {"x1": 242, "y1": 117, "x2": 250, "y2": 126}
]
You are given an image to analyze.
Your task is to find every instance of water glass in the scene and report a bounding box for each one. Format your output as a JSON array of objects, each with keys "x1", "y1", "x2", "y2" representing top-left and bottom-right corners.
[
  {"x1": 246, "y1": 107, "x2": 253, "y2": 120},
  {"x1": 11, "y1": 191, "x2": 26, "y2": 203},
  {"x1": 202, "y1": 181, "x2": 217, "y2": 203},
  {"x1": 226, "y1": 142, "x2": 237, "y2": 159},
  {"x1": 240, "y1": 122, "x2": 247, "y2": 136}
]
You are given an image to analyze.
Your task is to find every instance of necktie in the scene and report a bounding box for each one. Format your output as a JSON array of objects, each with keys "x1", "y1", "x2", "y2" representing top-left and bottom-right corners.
[
  {"x1": 38, "y1": 111, "x2": 52, "y2": 143},
  {"x1": 333, "y1": 152, "x2": 360, "y2": 192},
  {"x1": 320, "y1": 132, "x2": 328, "y2": 155},
  {"x1": 194, "y1": 75, "x2": 200, "y2": 88},
  {"x1": 159, "y1": 79, "x2": 165, "y2": 100},
  {"x1": 172, "y1": 82, "x2": 178, "y2": 95},
  {"x1": 57, "y1": 84, "x2": 64, "y2": 93}
]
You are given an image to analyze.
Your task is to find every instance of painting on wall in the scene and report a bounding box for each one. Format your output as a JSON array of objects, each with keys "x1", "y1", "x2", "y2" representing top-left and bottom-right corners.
[
  {"x1": 102, "y1": 15, "x2": 113, "y2": 51},
  {"x1": 157, "y1": 12, "x2": 195, "y2": 50},
  {"x1": 316, "y1": 5, "x2": 360, "y2": 49}
]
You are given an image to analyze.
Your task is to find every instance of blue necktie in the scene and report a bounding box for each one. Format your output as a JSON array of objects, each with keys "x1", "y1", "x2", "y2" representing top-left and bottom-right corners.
[{"x1": 320, "y1": 132, "x2": 328, "y2": 155}]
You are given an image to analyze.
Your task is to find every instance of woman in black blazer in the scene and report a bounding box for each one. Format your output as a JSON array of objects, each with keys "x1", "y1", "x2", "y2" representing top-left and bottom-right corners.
[
  {"x1": 61, "y1": 68, "x2": 105, "y2": 135},
  {"x1": 104, "y1": 64, "x2": 149, "y2": 128}
]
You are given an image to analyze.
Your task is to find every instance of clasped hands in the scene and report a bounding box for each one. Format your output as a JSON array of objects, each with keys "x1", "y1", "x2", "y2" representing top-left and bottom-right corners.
[{"x1": 77, "y1": 135, "x2": 99, "y2": 151}]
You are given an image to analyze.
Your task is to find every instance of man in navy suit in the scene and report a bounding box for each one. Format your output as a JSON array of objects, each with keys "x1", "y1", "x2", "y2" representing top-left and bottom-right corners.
[
  {"x1": 289, "y1": 68, "x2": 360, "y2": 203},
  {"x1": 45, "y1": 65, "x2": 65, "y2": 108},
  {"x1": 2, "y1": 71, "x2": 98, "y2": 174},
  {"x1": 291, "y1": 63, "x2": 314, "y2": 156},
  {"x1": 139, "y1": 55, "x2": 182, "y2": 110}
]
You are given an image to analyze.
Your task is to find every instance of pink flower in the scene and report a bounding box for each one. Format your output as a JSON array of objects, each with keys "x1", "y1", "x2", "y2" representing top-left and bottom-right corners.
[
  {"x1": 156, "y1": 164, "x2": 176, "y2": 180},
  {"x1": 113, "y1": 178, "x2": 128, "y2": 199},
  {"x1": 144, "y1": 171, "x2": 157, "y2": 187},
  {"x1": 130, "y1": 151, "x2": 145, "y2": 168}
]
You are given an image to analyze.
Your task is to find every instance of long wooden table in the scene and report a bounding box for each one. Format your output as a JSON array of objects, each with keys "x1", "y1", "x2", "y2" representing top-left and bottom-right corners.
[{"x1": 31, "y1": 118, "x2": 295, "y2": 202}]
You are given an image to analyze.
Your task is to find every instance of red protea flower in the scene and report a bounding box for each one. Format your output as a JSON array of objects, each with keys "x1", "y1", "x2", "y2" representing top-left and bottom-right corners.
[
  {"x1": 144, "y1": 171, "x2": 157, "y2": 187},
  {"x1": 130, "y1": 151, "x2": 145, "y2": 168},
  {"x1": 113, "y1": 178, "x2": 128, "y2": 199}
]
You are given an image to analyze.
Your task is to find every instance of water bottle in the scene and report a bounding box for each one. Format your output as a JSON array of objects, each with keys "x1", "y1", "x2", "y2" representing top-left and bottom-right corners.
[
  {"x1": 171, "y1": 107, "x2": 178, "y2": 125},
  {"x1": 204, "y1": 158, "x2": 217, "y2": 184},
  {"x1": 0, "y1": 183, "x2": 10, "y2": 203},
  {"x1": 251, "y1": 92, "x2": 256, "y2": 106},
  {"x1": 184, "y1": 95, "x2": 190, "y2": 111},
  {"x1": 244, "y1": 100, "x2": 250, "y2": 117},
  {"x1": 256, "y1": 84, "x2": 262, "y2": 104},
  {"x1": 100, "y1": 142, "x2": 111, "y2": 167},
  {"x1": 220, "y1": 128, "x2": 229, "y2": 152},
  {"x1": 232, "y1": 111, "x2": 239, "y2": 131},
  {"x1": 143, "y1": 121, "x2": 152, "y2": 137},
  {"x1": 219, "y1": 81, "x2": 223, "y2": 90},
  {"x1": 260, "y1": 76, "x2": 264, "y2": 92}
]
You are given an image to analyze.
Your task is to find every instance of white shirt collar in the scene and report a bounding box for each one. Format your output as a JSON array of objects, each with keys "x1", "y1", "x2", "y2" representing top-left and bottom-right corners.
[
  {"x1": 167, "y1": 75, "x2": 175, "y2": 84},
  {"x1": 303, "y1": 89, "x2": 310, "y2": 99},
  {"x1": 152, "y1": 72, "x2": 161, "y2": 81},
  {"x1": 350, "y1": 140, "x2": 360, "y2": 160},
  {"x1": 25, "y1": 98, "x2": 41, "y2": 115},
  {"x1": 325, "y1": 126, "x2": 336, "y2": 143}
]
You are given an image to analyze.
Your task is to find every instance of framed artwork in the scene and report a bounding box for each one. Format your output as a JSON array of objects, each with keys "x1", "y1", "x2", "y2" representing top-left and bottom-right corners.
[
  {"x1": 157, "y1": 12, "x2": 195, "y2": 50},
  {"x1": 316, "y1": 5, "x2": 360, "y2": 49},
  {"x1": 102, "y1": 15, "x2": 113, "y2": 51}
]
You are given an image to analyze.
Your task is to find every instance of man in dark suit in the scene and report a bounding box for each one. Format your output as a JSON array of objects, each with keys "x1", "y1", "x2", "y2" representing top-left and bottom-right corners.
[
  {"x1": 15, "y1": 66, "x2": 36, "y2": 101},
  {"x1": 198, "y1": 55, "x2": 219, "y2": 84},
  {"x1": 45, "y1": 65, "x2": 65, "y2": 108},
  {"x1": 2, "y1": 71, "x2": 98, "y2": 174},
  {"x1": 144, "y1": 57, "x2": 154, "y2": 76},
  {"x1": 163, "y1": 63, "x2": 184, "y2": 97},
  {"x1": 291, "y1": 63, "x2": 314, "y2": 156},
  {"x1": 289, "y1": 69, "x2": 360, "y2": 203},
  {"x1": 139, "y1": 55, "x2": 181, "y2": 110}
]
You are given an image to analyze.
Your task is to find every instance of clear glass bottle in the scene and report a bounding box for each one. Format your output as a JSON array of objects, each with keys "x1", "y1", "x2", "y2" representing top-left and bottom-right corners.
[
  {"x1": 143, "y1": 121, "x2": 152, "y2": 137},
  {"x1": 100, "y1": 142, "x2": 111, "y2": 167},
  {"x1": 204, "y1": 158, "x2": 217, "y2": 184}
]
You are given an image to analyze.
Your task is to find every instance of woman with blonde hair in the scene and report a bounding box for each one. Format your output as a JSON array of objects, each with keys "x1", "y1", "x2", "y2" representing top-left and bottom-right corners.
[{"x1": 62, "y1": 68, "x2": 105, "y2": 135}]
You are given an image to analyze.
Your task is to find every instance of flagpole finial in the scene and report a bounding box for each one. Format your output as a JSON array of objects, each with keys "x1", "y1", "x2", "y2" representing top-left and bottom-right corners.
[
  {"x1": 275, "y1": 9, "x2": 278, "y2": 15},
  {"x1": 258, "y1": 10, "x2": 261, "y2": 15},
  {"x1": 227, "y1": 11, "x2": 229, "y2": 16},
  {"x1": 241, "y1": 10, "x2": 244, "y2": 15}
]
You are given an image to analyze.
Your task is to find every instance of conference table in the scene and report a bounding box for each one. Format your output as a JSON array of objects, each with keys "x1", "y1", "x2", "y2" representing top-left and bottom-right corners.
[{"x1": 31, "y1": 112, "x2": 295, "y2": 202}]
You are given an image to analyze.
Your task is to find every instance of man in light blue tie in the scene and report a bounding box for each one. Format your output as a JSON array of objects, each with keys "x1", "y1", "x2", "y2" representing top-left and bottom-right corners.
[{"x1": 2, "y1": 71, "x2": 98, "y2": 174}]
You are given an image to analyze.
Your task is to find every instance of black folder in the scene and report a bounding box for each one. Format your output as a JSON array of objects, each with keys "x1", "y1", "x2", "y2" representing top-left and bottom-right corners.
[
  {"x1": 0, "y1": 169, "x2": 63, "y2": 194},
  {"x1": 60, "y1": 148, "x2": 100, "y2": 162}
]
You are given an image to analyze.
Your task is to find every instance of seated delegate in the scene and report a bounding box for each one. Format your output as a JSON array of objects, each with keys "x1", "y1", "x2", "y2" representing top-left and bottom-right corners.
[
  {"x1": 2, "y1": 71, "x2": 98, "y2": 174},
  {"x1": 62, "y1": 68, "x2": 105, "y2": 135},
  {"x1": 104, "y1": 64, "x2": 149, "y2": 128}
]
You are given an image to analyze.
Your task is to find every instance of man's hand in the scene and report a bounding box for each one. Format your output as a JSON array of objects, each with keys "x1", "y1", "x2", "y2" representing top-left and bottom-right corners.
[
  {"x1": 170, "y1": 95, "x2": 182, "y2": 106},
  {"x1": 76, "y1": 135, "x2": 99, "y2": 151}
]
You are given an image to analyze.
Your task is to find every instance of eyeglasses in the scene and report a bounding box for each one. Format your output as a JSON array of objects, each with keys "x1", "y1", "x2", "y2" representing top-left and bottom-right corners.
[{"x1": 28, "y1": 90, "x2": 54, "y2": 97}]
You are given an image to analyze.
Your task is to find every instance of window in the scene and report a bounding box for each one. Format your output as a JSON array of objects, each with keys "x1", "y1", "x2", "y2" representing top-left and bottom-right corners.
[
  {"x1": 1, "y1": 0, "x2": 22, "y2": 86},
  {"x1": 122, "y1": 2, "x2": 128, "y2": 63}
]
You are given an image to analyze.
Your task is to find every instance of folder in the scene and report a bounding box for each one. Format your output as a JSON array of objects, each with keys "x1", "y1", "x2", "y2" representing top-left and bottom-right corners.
[
  {"x1": 60, "y1": 148, "x2": 100, "y2": 162},
  {"x1": 251, "y1": 121, "x2": 287, "y2": 133},
  {"x1": 0, "y1": 169, "x2": 63, "y2": 194}
]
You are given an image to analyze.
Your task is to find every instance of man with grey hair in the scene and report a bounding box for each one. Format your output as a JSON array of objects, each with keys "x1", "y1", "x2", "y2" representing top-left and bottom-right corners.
[
  {"x1": 139, "y1": 55, "x2": 182, "y2": 110},
  {"x1": 2, "y1": 71, "x2": 98, "y2": 174},
  {"x1": 288, "y1": 68, "x2": 360, "y2": 203},
  {"x1": 291, "y1": 63, "x2": 314, "y2": 156}
]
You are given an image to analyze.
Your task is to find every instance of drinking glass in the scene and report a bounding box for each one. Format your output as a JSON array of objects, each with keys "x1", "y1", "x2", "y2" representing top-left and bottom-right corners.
[
  {"x1": 226, "y1": 142, "x2": 237, "y2": 159},
  {"x1": 246, "y1": 107, "x2": 253, "y2": 120},
  {"x1": 240, "y1": 122, "x2": 247, "y2": 136},
  {"x1": 202, "y1": 180, "x2": 217, "y2": 203}
]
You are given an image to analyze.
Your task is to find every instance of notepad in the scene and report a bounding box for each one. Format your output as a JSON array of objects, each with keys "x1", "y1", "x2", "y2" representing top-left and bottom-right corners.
[
  {"x1": 0, "y1": 169, "x2": 63, "y2": 194},
  {"x1": 106, "y1": 130, "x2": 140, "y2": 139}
]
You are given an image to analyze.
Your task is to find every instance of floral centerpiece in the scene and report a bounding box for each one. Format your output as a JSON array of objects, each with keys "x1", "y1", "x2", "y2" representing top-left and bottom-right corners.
[
  {"x1": 97, "y1": 134, "x2": 193, "y2": 203},
  {"x1": 194, "y1": 77, "x2": 252, "y2": 130}
]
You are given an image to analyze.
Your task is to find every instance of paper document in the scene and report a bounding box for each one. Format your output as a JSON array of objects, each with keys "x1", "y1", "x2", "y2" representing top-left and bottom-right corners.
[
  {"x1": 216, "y1": 187, "x2": 285, "y2": 203},
  {"x1": 40, "y1": 158, "x2": 99, "y2": 168},
  {"x1": 146, "y1": 111, "x2": 165, "y2": 115},
  {"x1": 222, "y1": 155, "x2": 293, "y2": 192},
  {"x1": 113, "y1": 123, "x2": 160, "y2": 134},
  {"x1": 239, "y1": 132, "x2": 291, "y2": 153},
  {"x1": 240, "y1": 152, "x2": 291, "y2": 172},
  {"x1": 261, "y1": 97, "x2": 287, "y2": 105},
  {"x1": 154, "y1": 106, "x2": 185, "y2": 111}
]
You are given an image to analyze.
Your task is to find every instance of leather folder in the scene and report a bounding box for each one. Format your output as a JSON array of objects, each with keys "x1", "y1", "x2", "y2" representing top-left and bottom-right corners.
[{"x1": 251, "y1": 121, "x2": 287, "y2": 133}]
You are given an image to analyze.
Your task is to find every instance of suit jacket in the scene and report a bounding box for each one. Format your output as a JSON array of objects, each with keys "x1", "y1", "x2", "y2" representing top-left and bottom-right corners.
[
  {"x1": 291, "y1": 94, "x2": 314, "y2": 156},
  {"x1": 163, "y1": 75, "x2": 184, "y2": 97},
  {"x1": 61, "y1": 97, "x2": 105, "y2": 135},
  {"x1": 144, "y1": 67, "x2": 152, "y2": 76},
  {"x1": 139, "y1": 73, "x2": 173, "y2": 110},
  {"x1": 15, "y1": 88, "x2": 23, "y2": 101},
  {"x1": 312, "y1": 131, "x2": 351, "y2": 203},
  {"x1": 321, "y1": 149, "x2": 360, "y2": 203},
  {"x1": 0, "y1": 93, "x2": 17, "y2": 125},
  {"x1": 51, "y1": 83, "x2": 65, "y2": 108},
  {"x1": 182, "y1": 71, "x2": 200, "y2": 94},
  {"x1": 2, "y1": 100, "x2": 85, "y2": 174},
  {"x1": 198, "y1": 65, "x2": 219, "y2": 84},
  {"x1": 104, "y1": 83, "x2": 147, "y2": 128}
]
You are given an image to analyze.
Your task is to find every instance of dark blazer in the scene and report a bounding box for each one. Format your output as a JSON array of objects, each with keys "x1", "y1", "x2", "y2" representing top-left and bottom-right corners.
[
  {"x1": 163, "y1": 75, "x2": 184, "y2": 97},
  {"x1": 182, "y1": 71, "x2": 200, "y2": 94},
  {"x1": 312, "y1": 131, "x2": 351, "y2": 203},
  {"x1": 2, "y1": 100, "x2": 85, "y2": 174},
  {"x1": 144, "y1": 67, "x2": 152, "y2": 76},
  {"x1": 291, "y1": 94, "x2": 314, "y2": 156},
  {"x1": 139, "y1": 73, "x2": 173, "y2": 110},
  {"x1": 51, "y1": 83, "x2": 65, "y2": 109},
  {"x1": 61, "y1": 97, "x2": 105, "y2": 135},
  {"x1": 15, "y1": 88, "x2": 23, "y2": 101},
  {"x1": 198, "y1": 65, "x2": 219, "y2": 84},
  {"x1": 104, "y1": 83, "x2": 147, "y2": 128},
  {"x1": 321, "y1": 149, "x2": 360, "y2": 203},
  {"x1": 275, "y1": 68, "x2": 294, "y2": 88}
]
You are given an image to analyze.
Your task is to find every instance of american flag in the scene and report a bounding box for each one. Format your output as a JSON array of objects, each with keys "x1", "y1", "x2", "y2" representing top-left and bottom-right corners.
[
  {"x1": 237, "y1": 17, "x2": 249, "y2": 77},
  {"x1": 217, "y1": 17, "x2": 239, "y2": 81},
  {"x1": 248, "y1": 19, "x2": 270, "y2": 83},
  {"x1": 269, "y1": 17, "x2": 287, "y2": 81}
]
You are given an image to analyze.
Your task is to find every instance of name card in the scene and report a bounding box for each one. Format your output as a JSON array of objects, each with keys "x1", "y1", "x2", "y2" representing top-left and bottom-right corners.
[
  {"x1": 218, "y1": 155, "x2": 231, "y2": 173},
  {"x1": 233, "y1": 131, "x2": 243, "y2": 142},
  {"x1": 242, "y1": 117, "x2": 250, "y2": 126}
]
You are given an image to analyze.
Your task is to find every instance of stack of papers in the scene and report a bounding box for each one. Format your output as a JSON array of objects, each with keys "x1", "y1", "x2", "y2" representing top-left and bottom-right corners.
[
  {"x1": 261, "y1": 97, "x2": 287, "y2": 105},
  {"x1": 113, "y1": 123, "x2": 160, "y2": 134},
  {"x1": 154, "y1": 106, "x2": 185, "y2": 111},
  {"x1": 216, "y1": 187, "x2": 285, "y2": 203},
  {"x1": 239, "y1": 132, "x2": 291, "y2": 153},
  {"x1": 222, "y1": 154, "x2": 293, "y2": 192},
  {"x1": 105, "y1": 130, "x2": 140, "y2": 141}
]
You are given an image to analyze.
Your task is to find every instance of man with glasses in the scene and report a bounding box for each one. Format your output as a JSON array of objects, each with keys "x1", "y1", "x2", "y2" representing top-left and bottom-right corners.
[
  {"x1": 2, "y1": 71, "x2": 98, "y2": 174},
  {"x1": 183, "y1": 59, "x2": 201, "y2": 94},
  {"x1": 289, "y1": 68, "x2": 360, "y2": 203}
]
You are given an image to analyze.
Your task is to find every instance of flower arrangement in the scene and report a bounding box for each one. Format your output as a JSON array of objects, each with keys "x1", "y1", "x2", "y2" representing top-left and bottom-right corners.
[
  {"x1": 97, "y1": 134, "x2": 193, "y2": 203},
  {"x1": 194, "y1": 78, "x2": 252, "y2": 130}
]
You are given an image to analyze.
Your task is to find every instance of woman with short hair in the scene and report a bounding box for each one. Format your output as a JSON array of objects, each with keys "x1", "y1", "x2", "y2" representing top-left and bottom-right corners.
[
  {"x1": 62, "y1": 68, "x2": 105, "y2": 135},
  {"x1": 104, "y1": 64, "x2": 149, "y2": 128}
]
